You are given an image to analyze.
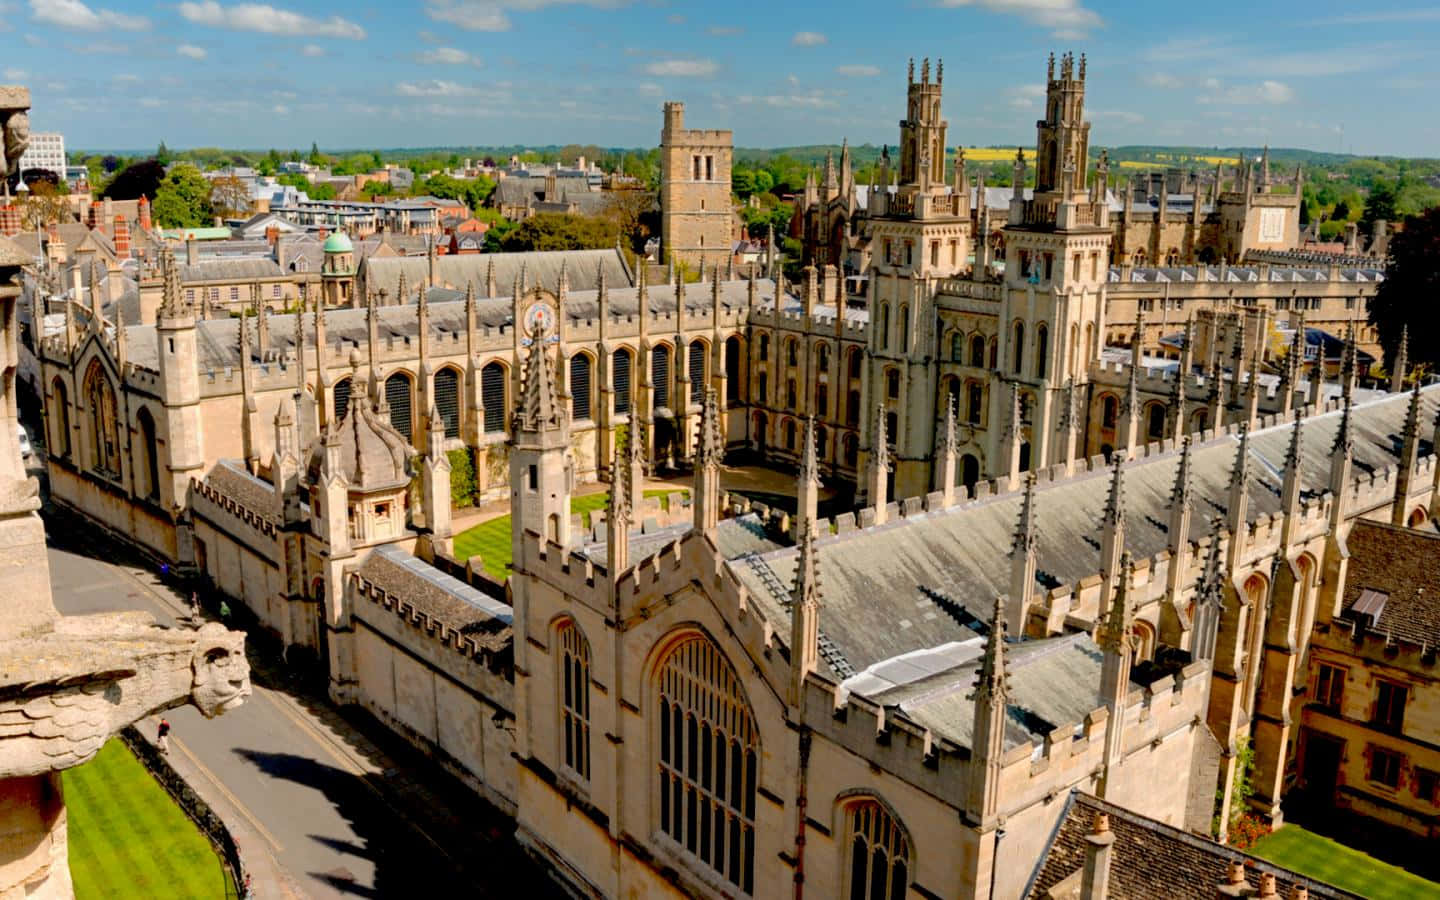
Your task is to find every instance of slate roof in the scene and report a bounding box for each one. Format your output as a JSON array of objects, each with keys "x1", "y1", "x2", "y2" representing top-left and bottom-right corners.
[
  {"x1": 179, "y1": 258, "x2": 285, "y2": 283},
  {"x1": 204, "y1": 459, "x2": 279, "y2": 524},
  {"x1": 357, "y1": 545, "x2": 512, "y2": 649},
  {"x1": 1026, "y1": 792, "x2": 1358, "y2": 899},
  {"x1": 1340, "y1": 519, "x2": 1440, "y2": 647},
  {"x1": 729, "y1": 386, "x2": 1440, "y2": 687},
  {"x1": 1111, "y1": 264, "x2": 1385, "y2": 284},
  {"x1": 578, "y1": 513, "x2": 784, "y2": 568},
  {"x1": 120, "y1": 273, "x2": 786, "y2": 373},
  {"x1": 359, "y1": 248, "x2": 632, "y2": 302}
]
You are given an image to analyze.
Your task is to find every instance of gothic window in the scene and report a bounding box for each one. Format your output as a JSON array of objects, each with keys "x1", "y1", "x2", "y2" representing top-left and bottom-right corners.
[
  {"x1": 690, "y1": 340, "x2": 706, "y2": 404},
  {"x1": 878, "y1": 304, "x2": 889, "y2": 351},
  {"x1": 816, "y1": 384, "x2": 828, "y2": 417},
  {"x1": 1035, "y1": 324, "x2": 1049, "y2": 379},
  {"x1": 930, "y1": 241, "x2": 939, "y2": 267},
  {"x1": 386, "y1": 372, "x2": 414, "y2": 441},
  {"x1": 786, "y1": 338, "x2": 798, "y2": 368},
  {"x1": 970, "y1": 336, "x2": 986, "y2": 368},
  {"x1": 482, "y1": 362, "x2": 507, "y2": 433},
  {"x1": 135, "y1": 407, "x2": 160, "y2": 502},
  {"x1": 655, "y1": 633, "x2": 758, "y2": 894},
  {"x1": 967, "y1": 383, "x2": 983, "y2": 425},
  {"x1": 843, "y1": 433, "x2": 858, "y2": 467},
  {"x1": 652, "y1": 345, "x2": 671, "y2": 410},
  {"x1": 844, "y1": 800, "x2": 911, "y2": 900},
  {"x1": 758, "y1": 334, "x2": 769, "y2": 362},
  {"x1": 786, "y1": 379, "x2": 797, "y2": 410},
  {"x1": 613, "y1": 349, "x2": 632, "y2": 415},
  {"x1": 1146, "y1": 403, "x2": 1165, "y2": 440},
  {"x1": 1072, "y1": 254, "x2": 1081, "y2": 281},
  {"x1": 886, "y1": 412, "x2": 898, "y2": 444},
  {"x1": 816, "y1": 425, "x2": 828, "y2": 458},
  {"x1": 988, "y1": 337, "x2": 999, "y2": 370},
  {"x1": 1011, "y1": 322, "x2": 1025, "y2": 374},
  {"x1": 817, "y1": 342, "x2": 830, "y2": 373},
  {"x1": 899, "y1": 306, "x2": 910, "y2": 353},
  {"x1": 83, "y1": 361, "x2": 121, "y2": 478},
  {"x1": 569, "y1": 354, "x2": 592, "y2": 421},
  {"x1": 1101, "y1": 395, "x2": 1118, "y2": 430},
  {"x1": 951, "y1": 333, "x2": 963, "y2": 362},
  {"x1": 333, "y1": 377, "x2": 352, "y2": 421},
  {"x1": 49, "y1": 378, "x2": 70, "y2": 459},
  {"x1": 786, "y1": 419, "x2": 797, "y2": 450},
  {"x1": 846, "y1": 390, "x2": 860, "y2": 427},
  {"x1": 885, "y1": 369, "x2": 900, "y2": 400},
  {"x1": 557, "y1": 619, "x2": 591, "y2": 781},
  {"x1": 961, "y1": 454, "x2": 980, "y2": 490},
  {"x1": 848, "y1": 348, "x2": 863, "y2": 381},
  {"x1": 725, "y1": 338, "x2": 742, "y2": 405},
  {"x1": 435, "y1": 367, "x2": 461, "y2": 438}
]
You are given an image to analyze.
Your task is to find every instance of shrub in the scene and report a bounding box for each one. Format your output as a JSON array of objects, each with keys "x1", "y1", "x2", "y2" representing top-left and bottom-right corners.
[{"x1": 448, "y1": 448, "x2": 476, "y2": 508}]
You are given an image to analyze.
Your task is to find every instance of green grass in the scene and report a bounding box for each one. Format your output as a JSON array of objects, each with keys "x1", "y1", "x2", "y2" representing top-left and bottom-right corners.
[
  {"x1": 64, "y1": 739, "x2": 232, "y2": 900},
  {"x1": 1249, "y1": 824, "x2": 1440, "y2": 900},
  {"x1": 454, "y1": 489, "x2": 688, "y2": 579}
]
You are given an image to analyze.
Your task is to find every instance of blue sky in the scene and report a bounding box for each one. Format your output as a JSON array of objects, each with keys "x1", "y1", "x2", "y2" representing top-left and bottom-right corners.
[{"x1": 7, "y1": 0, "x2": 1439, "y2": 155}]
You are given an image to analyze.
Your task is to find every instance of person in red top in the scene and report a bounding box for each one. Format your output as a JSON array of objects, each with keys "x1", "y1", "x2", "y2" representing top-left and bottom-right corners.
[{"x1": 157, "y1": 718, "x2": 171, "y2": 753}]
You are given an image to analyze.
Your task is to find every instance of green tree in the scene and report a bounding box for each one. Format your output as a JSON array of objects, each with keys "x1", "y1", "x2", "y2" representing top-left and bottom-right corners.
[
  {"x1": 100, "y1": 159, "x2": 166, "y2": 201},
  {"x1": 752, "y1": 170, "x2": 775, "y2": 194},
  {"x1": 732, "y1": 169, "x2": 755, "y2": 197},
  {"x1": 499, "y1": 213, "x2": 617, "y2": 252},
  {"x1": 1370, "y1": 206, "x2": 1440, "y2": 372},
  {"x1": 308, "y1": 141, "x2": 324, "y2": 166},
  {"x1": 1363, "y1": 179, "x2": 1398, "y2": 230},
  {"x1": 372, "y1": 150, "x2": 384, "y2": 169},
  {"x1": 156, "y1": 141, "x2": 171, "y2": 165},
  {"x1": 150, "y1": 163, "x2": 214, "y2": 228}
]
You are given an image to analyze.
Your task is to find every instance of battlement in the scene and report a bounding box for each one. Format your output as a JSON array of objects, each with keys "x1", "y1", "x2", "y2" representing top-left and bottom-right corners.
[
  {"x1": 351, "y1": 571, "x2": 503, "y2": 662},
  {"x1": 188, "y1": 475, "x2": 277, "y2": 541}
]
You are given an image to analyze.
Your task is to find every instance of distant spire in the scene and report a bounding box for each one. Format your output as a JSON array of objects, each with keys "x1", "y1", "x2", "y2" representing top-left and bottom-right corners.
[
  {"x1": 1172, "y1": 435, "x2": 1194, "y2": 509},
  {"x1": 1103, "y1": 454, "x2": 1126, "y2": 532},
  {"x1": 791, "y1": 516, "x2": 821, "y2": 611},
  {"x1": 1012, "y1": 473, "x2": 1037, "y2": 559},
  {"x1": 971, "y1": 595, "x2": 1010, "y2": 705},
  {"x1": 1229, "y1": 423, "x2": 1252, "y2": 492},
  {"x1": 698, "y1": 387, "x2": 724, "y2": 467},
  {"x1": 799, "y1": 414, "x2": 819, "y2": 486},
  {"x1": 1099, "y1": 552, "x2": 1134, "y2": 652}
]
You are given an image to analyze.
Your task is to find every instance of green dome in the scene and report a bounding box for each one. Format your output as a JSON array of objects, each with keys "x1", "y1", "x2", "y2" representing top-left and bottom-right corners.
[{"x1": 323, "y1": 231, "x2": 353, "y2": 253}]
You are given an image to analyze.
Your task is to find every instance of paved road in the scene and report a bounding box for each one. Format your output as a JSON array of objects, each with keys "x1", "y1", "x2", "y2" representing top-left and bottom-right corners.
[{"x1": 44, "y1": 505, "x2": 547, "y2": 899}]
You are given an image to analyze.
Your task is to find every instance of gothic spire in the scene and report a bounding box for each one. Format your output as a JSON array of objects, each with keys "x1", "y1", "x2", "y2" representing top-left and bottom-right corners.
[
  {"x1": 799, "y1": 414, "x2": 819, "y2": 486},
  {"x1": 1100, "y1": 552, "x2": 1134, "y2": 652},
  {"x1": 516, "y1": 324, "x2": 563, "y2": 432},
  {"x1": 972, "y1": 595, "x2": 1010, "y2": 704},
  {"x1": 698, "y1": 387, "x2": 724, "y2": 467},
  {"x1": 941, "y1": 393, "x2": 959, "y2": 456},
  {"x1": 1332, "y1": 396, "x2": 1354, "y2": 457},
  {"x1": 1012, "y1": 472, "x2": 1037, "y2": 559},
  {"x1": 1229, "y1": 423, "x2": 1252, "y2": 492},
  {"x1": 791, "y1": 516, "x2": 822, "y2": 612},
  {"x1": 1103, "y1": 454, "x2": 1126, "y2": 532},
  {"x1": 1172, "y1": 435, "x2": 1194, "y2": 509},
  {"x1": 872, "y1": 403, "x2": 891, "y2": 473},
  {"x1": 159, "y1": 244, "x2": 184, "y2": 317}
]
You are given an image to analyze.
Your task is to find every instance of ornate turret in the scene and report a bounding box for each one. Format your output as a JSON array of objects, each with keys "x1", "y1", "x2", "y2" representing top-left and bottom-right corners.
[
  {"x1": 510, "y1": 319, "x2": 572, "y2": 561},
  {"x1": 694, "y1": 388, "x2": 723, "y2": 537},
  {"x1": 1392, "y1": 380, "x2": 1423, "y2": 527},
  {"x1": 1007, "y1": 473, "x2": 1038, "y2": 635},
  {"x1": 966, "y1": 595, "x2": 1010, "y2": 826},
  {"x1": 788, "y1": 518, "x2": 822, "y2": 708},
  {"x1": 797, "y1": 415, "x2": 820, "y2": 537}
]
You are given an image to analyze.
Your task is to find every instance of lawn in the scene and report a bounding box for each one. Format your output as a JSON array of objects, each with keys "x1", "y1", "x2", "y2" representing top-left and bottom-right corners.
[
  {"x1": 454, "y1": 489, "x2": 687, "y2": 579},
  {"x1": 64, "y1": 738, "x2": 232, "y2": 899},
  {"x1": 1249, "y1": 823, "x2": 1440, "y2": 900}
]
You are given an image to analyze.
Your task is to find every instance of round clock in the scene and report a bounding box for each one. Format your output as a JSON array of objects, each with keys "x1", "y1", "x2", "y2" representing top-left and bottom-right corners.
[{"x1": 523, "y1": 301, "x2": 555, "y2": 338}]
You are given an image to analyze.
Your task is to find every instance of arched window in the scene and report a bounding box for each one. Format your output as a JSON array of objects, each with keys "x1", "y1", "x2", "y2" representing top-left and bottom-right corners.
[
  {"x1": 569, "y1": 354, "x2": 592, "y2": 421},
  {"x1": 333, "y1": 377, "x2": 352, "y2": 422},
  {"x1": 725, "y1": 337, "x2": 742, "y2": 405},
  {"x1": 950, "y1": 332, "x2": 963, "y2": 362},
  {"x1": 786, "y1": 419, "x2": 797, "y2": 450},
  {"x1": 1101, "y1": 395, "x2": 1118, "y2": 430},
  {"x1": 847, "y1": 390, "x2": 860, "y2": 426},
  {"x1": 816, "y1": 425, "x2": 828, "y2": 459},
  {"x1": 817, "y1": 342, "x2": 830, "y2": 373},
  {"x1": 899, "y1": 305, "x2": 909, "y2": 353},
  {"x1": 961, "y1": 454, "x2": 980, "y2": 490},
  {"x1": 843, "y1": 433, "x2": 859, "y2": 467},
  {"x1": 656, "y1": 634, "x2": 758, "y2": 893},
  {"x1": 885, "y1": 369, "x2": 900, "y2": 400},
  {"x1": 482, "y1": 362, "x2": 507, "y2": 433},
  {"x1": 652, "y1": 345, "x2": 671, "y2": 410},
  {"x1": 816, "y1": 383, "x2": 828, "y2": 417},
  {"x1": 878, "y1": 304, "x2": 889, "y2": 350},
  {"x1": 844, "y1": 800, "x2": 911, "y2": 900},
  {"x1": 886, "y1": 411, "x2": 898, "y2": 444},
  {"x1": 1068, "y1": 323, "x2": 1079, "y2": 378},
  {"x1": 613, "y1": 348, "x2": 633, "y2": 415},
  {"x1": 557, "y1": 619, "x2": 591, "y2": 781},
  {"x1": 758, "y1": 333, "x2": 769, "y2": 362},
  {"x1": 786, "y1": 378, "x2": 797, "y2": 410},
  {"x1": 689, "y1": 339, "x2": 707, "y2": 404},
  {"x1": 434, "y1": 367, "x2": 461, "y2": 438},
  {"x1": 49, "y1": 378, "x2": 70, "y2": 459},
  {"x1": 988, "y1": 337, "x2": 998, "y2": 370},
  {"x1": 1034, "y1": 324, "x2": 1049, "y2": 379},
  {"x1": 970, "y1": 335, "x2": 986, "y2": 368},
  {"x1": 83, "y1": 361, "x2": 120, "y2": 477},
  {"x1": 1147, "y1": 402, "x2": 1166, "y2": 440},
  {"x1": 757, "y1": 372, "x2": 768, "y2": 404},
  {"x1": 1011, "y1": 321, "x2": 1025, "y2": 374},
  {"x1": 967, "y1": 382, "x2": 983, "y2": 425},
  {"x1": 135, "y1": 407, "x2": 160, "y2": 502},
  {"x1": 786, "y1": 338, "x2": 798, "y2": 368},
  {"x1": 385, "y1": 372, "x2": 414, "y2": 441},
  {"x1": 1086, "y1": 322, "x2": 1096, "y2": 362},
  {"x1": 848, "y1": 347, "x2": 863, "y2": 381}
]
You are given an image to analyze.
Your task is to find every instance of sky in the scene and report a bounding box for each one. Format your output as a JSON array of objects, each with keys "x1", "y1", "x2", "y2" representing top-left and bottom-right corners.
[{"x1": 5, "y1": 0, "x2": 1439, "y2": 156}]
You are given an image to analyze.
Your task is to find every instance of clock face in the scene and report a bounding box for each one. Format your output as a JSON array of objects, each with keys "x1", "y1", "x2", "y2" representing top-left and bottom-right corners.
[{"x1": 524, "y1": 302, "x2": 555, "y2": 337}]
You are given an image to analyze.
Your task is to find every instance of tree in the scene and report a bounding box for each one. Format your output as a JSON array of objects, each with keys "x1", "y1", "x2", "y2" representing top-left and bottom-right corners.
[
  {"x1": 1370, "y1": 206, "x2": 1440, "y2": 372},
  {"x1": 308, "y1": 141, "x2": 323, "y2": 166},
  {"x1": 499, "y1": 213, "x2": 617, "y2": 252},
  {"x1": 156, "y1": 141, "x2": 171, "y2": 165},
  {"x1": 100, "y1": 159, "x2": 166, "y2": 201},
  {"x1": 601, "y1": 189, "x2": 655, "y2": 251},
  {"x1": 151, "y1": 163, "x2": 214, "y2": 228},
  {"x1": 1363, "y1": 179, "x2": 1398, "y2": 231},
  {"x1": 731, "y1": 170, "x2": 755, "y2": 197},
  {"x1": 752, "y1": 169, "x2": 775, "y2": 195},
  {"x1": 211, "y1": 174, "x2": 251, "y2": 219},
  {"x1": 20, "y1": 181, "x2": 70, "y2": 230},
  {"x1": 101, "y1": 154, "x2": 121, "y2": 173}
]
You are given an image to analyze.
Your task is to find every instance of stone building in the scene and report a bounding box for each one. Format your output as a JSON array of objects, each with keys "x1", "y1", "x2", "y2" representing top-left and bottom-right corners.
[{"x1": 660, "y1": 101, "x2": 734, "y2": 271}]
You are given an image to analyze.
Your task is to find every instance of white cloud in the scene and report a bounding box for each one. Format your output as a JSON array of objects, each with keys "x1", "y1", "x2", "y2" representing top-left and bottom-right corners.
[
  {"x1": 3, "y1": 67, "x2": 25, "y2": 80},
  {"x1": 836, "y1": 64, "x2": 880, "y2": 76},
  {"x1": 1198, "y1": 79, "x2": 1294, "y2": 105},
  {"x1": 1142, "y1": 72, "x2": 1181, "y2": 88},
  {"x1": 1091, "y1": 109, "x2": 1144, "y2": 124},
  {"x1": 416, "y1": 46, "x2": 482, "y2": 66},
  {"x1": 111, "y1": 72, "x2": 139, "y2": 82},
  {"x1": 736, "y1": 92, "x2": 836, "y2": 109},
  {"x1": 937, "y1": 0, "x2": 1101, "y2": 37},
  {"x1": 424, "y1": 1, "x2": 511, "y2": 30},
  {"x1": 706, "y1": 24, "x2": 742, "y2": 36},
  {"x1": 395, "y1": 79, "x2": 481, "y2": 97},
  {"x1": 70, "y1": 40, "x2": 126, "y2": 53},
  {"x1": 1007, "y1": 83, "x2": 1045, "y2": 108},
  {"x1": 177, "y1": 1, "x2": 365, "y2": 39},
  {"x1": 273, "y1": 104, "x2": 290, "y2": 114},
  {"x1": 637, "y1": 81, "x2": 662, "y2": 96},
  {"x1": 792, "y1": 30, "x2": 826, "y2": 46},
  {"x1": 177, "y1": 44, "x2": 207, "y2": 59},
  {"x1": 301, "y1": 43, "x2": 325, "y2": 56},
  {"x1": 643, "y1": 58, "x2": 717, "y2": 77},
  {"x1": 29, "y1": 0, "x2": 148, "y2": 31}
]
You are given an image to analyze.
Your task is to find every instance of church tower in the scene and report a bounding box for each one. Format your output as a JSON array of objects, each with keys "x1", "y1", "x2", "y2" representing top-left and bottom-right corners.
[
  {"x1": 859, "y1": 58, "x2": 973, "y2": 501},
  {"x1": 509, "y1": 312, "x2": 572, "y2": 564},
  {"x1": 990, "y1": 52, "x2": 1111, "y2": 480},
  {"x1": 154, "y1": 245, "x2": 204, "y2": 513}
]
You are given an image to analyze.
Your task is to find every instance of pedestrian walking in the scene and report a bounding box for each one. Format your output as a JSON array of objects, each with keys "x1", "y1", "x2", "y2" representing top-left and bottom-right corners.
[
  {"x1": 157, "y1": 717, "x2": 171, "y2": 753},
  {"x1": 218, "y1": 600, "x2": 231, "y2": 622}
]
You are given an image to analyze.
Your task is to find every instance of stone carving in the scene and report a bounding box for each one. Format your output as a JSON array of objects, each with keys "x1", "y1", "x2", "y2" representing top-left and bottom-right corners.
[{"x1": 0, "y1": 85, "x2": 250, "y2": 900}]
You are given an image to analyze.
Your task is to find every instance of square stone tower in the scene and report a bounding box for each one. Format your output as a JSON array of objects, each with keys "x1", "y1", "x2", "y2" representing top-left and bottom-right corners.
[{"x1": 660, "y1": 102, "x2": 733, "y2": 271}]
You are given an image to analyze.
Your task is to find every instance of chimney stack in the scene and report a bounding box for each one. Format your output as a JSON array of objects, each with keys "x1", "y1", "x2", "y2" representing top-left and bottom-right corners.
[
  {"x1": 112, "y1": 216, "x2": 130, "y2": 257},
  {"x1": 186, "y1": 237, "x2": 198, "y2": 266},
  {"x1": 138, "y1": 195, "x2": 152, "y2": 232},
  {"x1": 0, "y1": 205, "x2": 18, "y2": 237}
]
